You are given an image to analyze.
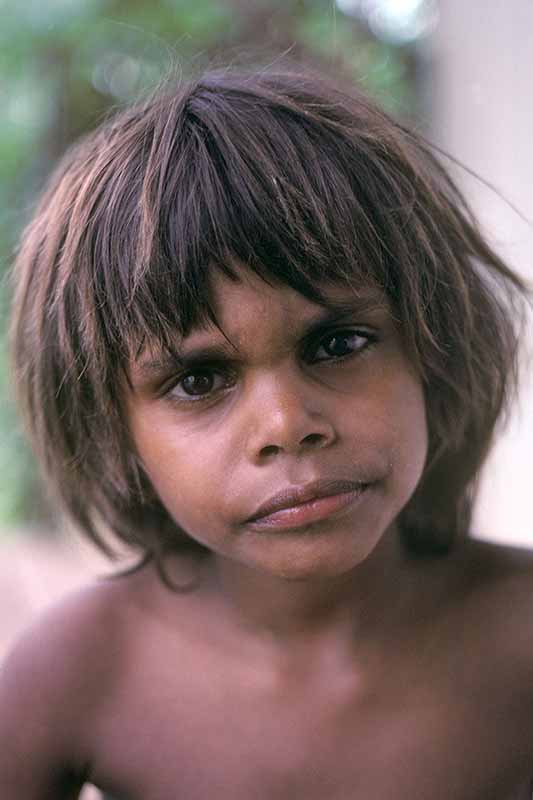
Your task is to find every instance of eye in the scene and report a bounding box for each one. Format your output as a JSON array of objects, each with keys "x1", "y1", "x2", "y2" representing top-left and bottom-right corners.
[
  {"x1": 311, "y1": 329, "x2": 374, "y2": 363},
  {"x1": 167, "y1": 368, "x2": 232, "y2": 402}
]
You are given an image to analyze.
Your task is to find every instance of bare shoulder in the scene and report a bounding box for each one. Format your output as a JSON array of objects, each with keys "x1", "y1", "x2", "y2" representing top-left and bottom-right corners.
[
  {"x1": 0, "y1": 560, "x2": 157, "y2": 712},
  {"x1": 461, "y1": 536, "x2": 533, "y2": 589},
  {"x1": 456, "y1": 537, "x2": 533, "y2": 665},
  {"x1": 0, "y1": 564, "x2": 150, "y2": 797}
]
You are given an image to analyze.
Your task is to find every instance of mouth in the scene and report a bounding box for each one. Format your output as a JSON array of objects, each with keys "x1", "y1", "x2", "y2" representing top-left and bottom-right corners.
[{"x1": 244, "y1": 479, "x2": 370, "y2": 532}]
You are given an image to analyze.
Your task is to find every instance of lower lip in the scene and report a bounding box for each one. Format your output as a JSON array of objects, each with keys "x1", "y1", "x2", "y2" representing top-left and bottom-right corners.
[{"x1": 247, "y1": 487, "x2": 368, "y2": 532}]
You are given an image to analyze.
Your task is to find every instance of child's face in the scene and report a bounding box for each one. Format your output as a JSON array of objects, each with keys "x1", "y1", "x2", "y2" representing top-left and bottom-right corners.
[{"x1": 127, "y1": 266, "x2": 428, "y2": 579}]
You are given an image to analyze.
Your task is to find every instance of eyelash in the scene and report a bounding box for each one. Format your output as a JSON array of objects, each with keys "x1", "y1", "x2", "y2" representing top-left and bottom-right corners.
[{"x1": 163, "y1": 327, "x2": 377, "y2": 405}]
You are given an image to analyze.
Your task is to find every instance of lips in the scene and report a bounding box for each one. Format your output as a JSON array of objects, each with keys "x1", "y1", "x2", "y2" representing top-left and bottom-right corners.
[{"x1": 245, "y1": 479, "x2": 369, "y2": 530}]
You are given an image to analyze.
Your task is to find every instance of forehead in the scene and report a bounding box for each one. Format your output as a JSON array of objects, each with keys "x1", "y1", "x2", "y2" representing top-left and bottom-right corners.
[
  {"x1": 130, "y1": 266, "x2": 392, "y2": 377},
  {"x1": 209, "y1": 269, "x2": 314, "y2": 340},
  {"x1": 189, "y1": 268, "x2": 389, "y2": 348}
]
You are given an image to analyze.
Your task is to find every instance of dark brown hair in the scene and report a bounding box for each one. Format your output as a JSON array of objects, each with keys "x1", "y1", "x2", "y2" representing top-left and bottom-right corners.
[{"x1": 10, "y1": 65, "x2": 528, "y2": 570}]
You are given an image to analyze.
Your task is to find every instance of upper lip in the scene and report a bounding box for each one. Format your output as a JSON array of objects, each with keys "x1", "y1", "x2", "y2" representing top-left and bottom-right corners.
[{"x1": 245, "y1": 479, "x2": 367, "y2": 523}]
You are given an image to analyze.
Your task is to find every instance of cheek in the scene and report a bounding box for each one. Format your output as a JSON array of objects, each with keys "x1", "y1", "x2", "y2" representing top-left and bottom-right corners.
[
  {"x1": 129, "y1": 414, "x2": 204, "y2": 503},
  {"x1": 130, "y1": 409, "x2": 236, "y2": 537},
  {"x1": 387, "y1": 376, "x2": 428, "y2": 491},
  {"x1": 342, "y1": 364, "x2": 428, "y2": 494}
]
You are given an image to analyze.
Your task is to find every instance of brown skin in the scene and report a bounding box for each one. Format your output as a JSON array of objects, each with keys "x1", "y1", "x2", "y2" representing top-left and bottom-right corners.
[{"x1": 1, "y1": 270, "x2": 533, "y2": 799}]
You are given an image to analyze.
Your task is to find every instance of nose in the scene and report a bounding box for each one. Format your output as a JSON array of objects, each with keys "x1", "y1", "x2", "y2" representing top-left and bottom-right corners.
[{"x1": 244, "y1": 370, "x2": 337, "y2": 462}]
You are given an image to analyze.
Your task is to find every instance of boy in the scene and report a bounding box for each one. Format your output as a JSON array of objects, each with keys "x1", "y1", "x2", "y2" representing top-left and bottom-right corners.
[{"x1": 1, "y1": 65, "x2": 533, "y2": 799}]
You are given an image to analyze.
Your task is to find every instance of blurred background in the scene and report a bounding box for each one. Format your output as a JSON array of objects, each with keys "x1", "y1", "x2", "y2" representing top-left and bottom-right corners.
[{"x1": 1, "y1": 0, "x2": 532, "y2": 657}]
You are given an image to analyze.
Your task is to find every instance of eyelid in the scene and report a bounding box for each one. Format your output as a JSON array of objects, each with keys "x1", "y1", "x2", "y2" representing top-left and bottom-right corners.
[
  {"x1": 161, "y1": 362, "x2": 237, "y2": 403},
  {"x1": 302, "y1": 324, "x2": 377, "y2": 361},
  {"x1": 161, "y1": 354, "x2": 235, "y2": 382},
  {"x1": 306, "y1": 317, "x2": 376, "y2": 341},
  {"x1": 156, "y1": 321, "x2": 380, "y2": 400}
]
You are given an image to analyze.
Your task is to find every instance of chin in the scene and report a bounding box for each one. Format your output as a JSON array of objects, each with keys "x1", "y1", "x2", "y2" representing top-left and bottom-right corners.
[{"x1": 241, "y1": 529, "x2": 385, "y2": 582}]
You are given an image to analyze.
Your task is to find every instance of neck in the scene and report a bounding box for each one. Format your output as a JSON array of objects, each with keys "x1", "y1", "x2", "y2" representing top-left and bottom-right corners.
[{"x1": 203, "y1": 525, "x2": 413, "y2": 653}]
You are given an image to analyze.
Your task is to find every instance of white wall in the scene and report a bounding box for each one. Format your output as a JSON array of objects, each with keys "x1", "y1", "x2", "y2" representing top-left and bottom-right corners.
[{"x1": 429, "y1": 1, "x2": 533, "y2": 546}]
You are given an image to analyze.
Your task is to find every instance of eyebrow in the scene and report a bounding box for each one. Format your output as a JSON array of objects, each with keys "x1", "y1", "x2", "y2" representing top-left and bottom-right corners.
[{"x1": 130, "y1": 295, "x2": 389, "y2": 384}]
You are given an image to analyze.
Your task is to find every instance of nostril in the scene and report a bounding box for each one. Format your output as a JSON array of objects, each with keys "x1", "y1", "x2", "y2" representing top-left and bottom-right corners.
[
  {"x1": 260, "y1": 444, "x2": 281, "y2": 458},
  {"x1": 301, "y1": 433, "x2": 325, "y2": 447}
]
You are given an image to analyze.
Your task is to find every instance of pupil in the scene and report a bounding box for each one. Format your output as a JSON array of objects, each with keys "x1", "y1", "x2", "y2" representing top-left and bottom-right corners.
[
  {"x1": 183, "y1": 372, "x2": 213, "y2": 395},
  {"x1": 327, "y1": 334, "x2": 351, "y2": 356}
]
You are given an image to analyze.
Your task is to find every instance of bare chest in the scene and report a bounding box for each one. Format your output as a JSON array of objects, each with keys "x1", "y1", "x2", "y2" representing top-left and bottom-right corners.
[{"x1": 89, "y1": 654, "x2": 533, "y2": 800}]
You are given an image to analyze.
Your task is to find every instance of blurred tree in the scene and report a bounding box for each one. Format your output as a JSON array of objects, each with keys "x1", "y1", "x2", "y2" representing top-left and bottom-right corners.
[{"x1": 0, "y1": 0, "x2": 422, "y2": 532}]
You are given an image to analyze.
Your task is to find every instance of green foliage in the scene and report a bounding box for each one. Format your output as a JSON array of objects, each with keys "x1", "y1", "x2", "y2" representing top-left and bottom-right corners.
[{"x1": 0, "y1": 0, "x2": 418, "y2": 531}]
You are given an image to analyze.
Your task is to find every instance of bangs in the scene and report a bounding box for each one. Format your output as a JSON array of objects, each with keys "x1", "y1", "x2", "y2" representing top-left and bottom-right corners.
[
  {"x1": 11, "y1": 65, "x2": 527, "y2": 561},
  {"x1": 91, "y1": 73, "x2": 405, "y2": 365}
]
